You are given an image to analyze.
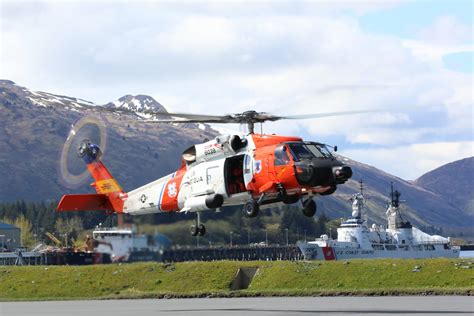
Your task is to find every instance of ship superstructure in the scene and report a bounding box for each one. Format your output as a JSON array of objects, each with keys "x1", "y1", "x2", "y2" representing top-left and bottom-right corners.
[
  {"x1": 92, "y1": 225, "x2": 163, "y2": 262},
  {"x1": 298, "y1": 182, "x2": 460, "y2": 260}
]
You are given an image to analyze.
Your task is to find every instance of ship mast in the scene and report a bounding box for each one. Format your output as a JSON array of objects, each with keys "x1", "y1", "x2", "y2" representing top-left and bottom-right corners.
[
  {"x1": 390, "y1": 182, "x2": 401, "y2": 208},
  {"x1": 387, "y1": 182, "x2": 411, "y2": 229},
  {"x1": 350, "y1": 180, "x2": 366, "y2": 220}
]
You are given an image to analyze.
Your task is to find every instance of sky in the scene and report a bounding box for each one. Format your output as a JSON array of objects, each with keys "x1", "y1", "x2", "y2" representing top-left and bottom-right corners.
[{"x1": 0, "y1": 0, "x2": 472, "y2": 180}]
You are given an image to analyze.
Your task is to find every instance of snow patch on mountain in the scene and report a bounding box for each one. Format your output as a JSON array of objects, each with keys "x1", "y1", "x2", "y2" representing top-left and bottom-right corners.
[
  {"x1": 18, "y1": 85, "x2": 97, "y2": 110},
  {"x1": 27, "y1": 97, "x2": 48, "y2": 108},
  {"x1": 106, "y1": 95, "x2": 166, "y2": 112}
]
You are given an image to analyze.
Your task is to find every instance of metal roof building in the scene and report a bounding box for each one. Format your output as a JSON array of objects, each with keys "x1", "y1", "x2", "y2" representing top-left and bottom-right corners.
[{"x1": 0, "y1": 222, "x2": 21, "y2": 251}]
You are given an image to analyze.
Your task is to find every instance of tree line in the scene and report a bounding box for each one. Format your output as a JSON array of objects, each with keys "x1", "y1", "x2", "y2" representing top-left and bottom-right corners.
[{"x1": 0, "y1": 200, "x2": 336, "y2": 248}]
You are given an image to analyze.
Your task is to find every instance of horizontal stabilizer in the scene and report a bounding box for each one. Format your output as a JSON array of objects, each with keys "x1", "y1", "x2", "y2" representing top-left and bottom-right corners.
[{"x1": 57, "y1": 194, "x2": 114, "y2": 212}]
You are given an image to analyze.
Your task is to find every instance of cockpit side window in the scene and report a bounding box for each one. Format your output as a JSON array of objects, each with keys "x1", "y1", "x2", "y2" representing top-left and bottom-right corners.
[
  {"x1": 288, "y1": 142, "x2": 334, "y2": 161},
  {"x1": 288, "y1": 143, "x2": 313, "y2": 161},
  {"x1": 274, "y1": 146, "x2": 290, "y2": 166},
  {"x1": 306, "y1": 144, "x2": 326, "y2": 158},
  {"x1": 318, "y1": 144, "x2": 333, "y2": 157}
]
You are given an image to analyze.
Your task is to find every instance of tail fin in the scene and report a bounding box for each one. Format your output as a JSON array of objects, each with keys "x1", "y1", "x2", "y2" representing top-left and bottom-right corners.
[{"x1": 57, "y1": 141, "x2": 126, "y2": 213}]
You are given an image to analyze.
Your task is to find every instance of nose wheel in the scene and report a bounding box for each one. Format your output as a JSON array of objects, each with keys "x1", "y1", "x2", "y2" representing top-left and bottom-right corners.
[
  {"x1": 190, "y1": 212, "x2": 206, "y2": 236},
  {"x1": 302, "y1": 198, "x2": 317, "y2": 217},
  {"x1": 244, "y1": 200, "x2": 260, "y2": 218}
]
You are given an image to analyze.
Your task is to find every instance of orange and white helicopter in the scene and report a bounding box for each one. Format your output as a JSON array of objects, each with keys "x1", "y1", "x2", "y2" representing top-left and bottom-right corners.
[{"x1": 58, "y1": 110, "x2": 362, "y2": 236}]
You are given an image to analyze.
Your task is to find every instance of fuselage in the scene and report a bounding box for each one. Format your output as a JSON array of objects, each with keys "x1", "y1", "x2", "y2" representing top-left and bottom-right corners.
[{"x1": 122, "y1": 133, "x2": 352, "y2": 215}]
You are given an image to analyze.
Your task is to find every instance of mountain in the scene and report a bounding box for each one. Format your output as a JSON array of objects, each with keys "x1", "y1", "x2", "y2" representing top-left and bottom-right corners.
[
  {"x1": 0, "y1": 80, "x2": 215, "y2": 202},
  {"x1": 0, "y1": 80, "x2": 472, "y2": 234},
  {"x1": 104, "y1": 94, "x2": 168, "y2": 118},
  {"x1": 415, "y1": 157, "x2": 474, "y2": 216}
]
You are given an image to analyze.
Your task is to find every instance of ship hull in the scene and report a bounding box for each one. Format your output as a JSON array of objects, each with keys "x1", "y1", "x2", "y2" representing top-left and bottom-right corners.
[{"x1": 298, "y1": 243, "x2": 460, "y2": 260}]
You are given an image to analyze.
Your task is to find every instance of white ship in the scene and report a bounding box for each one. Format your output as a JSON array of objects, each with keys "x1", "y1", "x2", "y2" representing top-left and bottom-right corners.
[
  {"x1": 297, "y1": 183, "x2": 460, "y2": 260},
  {"x1": 92, "y1": 225, "x2": 164, "y2": 262}
]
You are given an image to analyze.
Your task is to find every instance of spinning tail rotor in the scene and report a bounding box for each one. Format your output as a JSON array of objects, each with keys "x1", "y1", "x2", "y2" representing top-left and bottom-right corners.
[
  {"x1": 58, "y1": 116, "x2": 126, "y2": 226},
  {"x1": 59, "y1": 116, "x2": 107, "y2": 188}
]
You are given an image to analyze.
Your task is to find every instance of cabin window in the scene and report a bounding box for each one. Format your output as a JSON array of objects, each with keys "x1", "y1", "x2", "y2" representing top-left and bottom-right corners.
[
  {"x1": 288, "y1": 143, "x2": 313, "y2": 161},
  {"x1": 274, "y1": 146, "x2": 290, "y2": 166}
]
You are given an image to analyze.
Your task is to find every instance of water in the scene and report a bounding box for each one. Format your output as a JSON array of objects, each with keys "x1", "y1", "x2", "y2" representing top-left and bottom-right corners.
[{"x1": 460, "y1": 250, "x2": 474, "y2": 258}]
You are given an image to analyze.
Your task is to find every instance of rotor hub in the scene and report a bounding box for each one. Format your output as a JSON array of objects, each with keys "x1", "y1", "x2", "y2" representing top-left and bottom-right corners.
[{"x1": 77, "y1": 139, "x2": 102, "y2": 163}]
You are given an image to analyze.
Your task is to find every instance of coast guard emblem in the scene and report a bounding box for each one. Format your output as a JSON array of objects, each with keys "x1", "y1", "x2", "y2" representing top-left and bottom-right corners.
[{"x1": 167, "y1": 182, "x2": 177, "y2": 198}]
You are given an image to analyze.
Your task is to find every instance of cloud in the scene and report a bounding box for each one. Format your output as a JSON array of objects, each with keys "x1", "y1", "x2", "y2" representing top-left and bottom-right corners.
[
  {"x1": 0, "y1": 1, "x2": 472, "y2": 178},
  {"x1": 418, "y1": 16, "x2": 473, "y2": 46}
]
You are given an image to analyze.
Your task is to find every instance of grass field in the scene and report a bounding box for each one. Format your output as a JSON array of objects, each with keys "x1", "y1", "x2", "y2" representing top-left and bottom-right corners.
[{"x1": 0, "y1": 259, "x2": 472, "y2": 301}]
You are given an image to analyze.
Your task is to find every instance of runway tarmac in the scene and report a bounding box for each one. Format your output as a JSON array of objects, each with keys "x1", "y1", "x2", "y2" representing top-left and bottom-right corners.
[{"x1": 1, "y1": 296, "x2": 473, "y2": 316}]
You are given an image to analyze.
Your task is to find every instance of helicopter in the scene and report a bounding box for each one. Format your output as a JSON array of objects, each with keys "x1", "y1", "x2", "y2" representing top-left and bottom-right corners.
[{"x1": 57, "y1": 109, "x2": 366, "y2": 236}]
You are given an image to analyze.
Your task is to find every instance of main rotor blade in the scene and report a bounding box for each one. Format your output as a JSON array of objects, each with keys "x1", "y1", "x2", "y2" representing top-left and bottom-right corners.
[
  {"x1": 111, "y1": 108, "x2": 380, "y2": 125},
  {"x1": 143, "y1": 111, "x2": 232, "y2": 122},
  {"x1": 140, "y1": 118, "x2": 229, "y2": 124},
  {"x1": 279, "y1": 109, "x2": 378, "y2": 120}
]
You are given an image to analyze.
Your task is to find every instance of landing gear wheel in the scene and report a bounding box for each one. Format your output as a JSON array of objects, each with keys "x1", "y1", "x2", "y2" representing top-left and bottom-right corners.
[
  {"x1": 191, "y1": 212, "x2": 205, "y2": 237},
  {"x1": 198, "y1": 224, "x2": 206, "y2": 236},
  {"x1": 244, "y1": 201, "x2": 259, "y2": 218},
  {"x1": 190, "y1": 225, "x2": 199, "y2": 236},
  {"x1": 302, "y1": 199, "x2": 317, "y2": 217}
]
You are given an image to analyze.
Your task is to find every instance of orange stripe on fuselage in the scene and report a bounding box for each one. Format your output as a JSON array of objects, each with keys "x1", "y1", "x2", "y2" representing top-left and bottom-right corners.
[{"x1": 160, "y1": 168, "x2": 186, "y2": 212}]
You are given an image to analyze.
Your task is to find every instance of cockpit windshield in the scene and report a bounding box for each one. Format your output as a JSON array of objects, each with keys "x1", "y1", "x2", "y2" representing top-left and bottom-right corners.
[{"x1": 288, "y1": 142, "x2": 333, "y2": 161}]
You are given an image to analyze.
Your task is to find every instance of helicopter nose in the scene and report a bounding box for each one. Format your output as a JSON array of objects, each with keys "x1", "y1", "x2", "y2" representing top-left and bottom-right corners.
[
  {"x1": 333, "y1": 166, "x2": 353, "y2": 183},
  {"x1": 295, "y1": 160, "x2": 333, "y2": 186}
]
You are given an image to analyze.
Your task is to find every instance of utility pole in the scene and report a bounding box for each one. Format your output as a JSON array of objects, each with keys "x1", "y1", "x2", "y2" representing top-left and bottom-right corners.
[
  {"x1": 0, "y1": 235, "x2": 5, "y2": 252},
  {"x1": 247, "y1": 230, "x2": 250, "y2": 246},
  {"x1": 285, "y1": 228, "x2": 289, "y2": 246},
  {"x1": 304, "y1": 230, "x2": 307, "y2": 242},
  {"x1": 265, "y1": 229, "x2": 268, "y2": 246},
  {"x1": 230, "y1": 231, "x2": 233, "y2": 247}
]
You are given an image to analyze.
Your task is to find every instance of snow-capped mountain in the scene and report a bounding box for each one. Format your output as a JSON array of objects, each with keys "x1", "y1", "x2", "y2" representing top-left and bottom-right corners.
[
  {"x1": 0, "y1": 79, "x2": 216, "y2": 202},
  {"x1": 0, "y1": 80, "x2": 167, "y2": 119},
  {"x1": 105, "y1": 94, "x2": 168, "y2": 118},
  {"x1": 1, "y1": 79, "x2": 96, "y2": 112}
]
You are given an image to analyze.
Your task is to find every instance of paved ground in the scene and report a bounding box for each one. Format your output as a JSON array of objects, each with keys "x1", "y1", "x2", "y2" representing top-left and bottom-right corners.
[{"x1": 1, "y1": 296, "x2": 473, "y2": 316}]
